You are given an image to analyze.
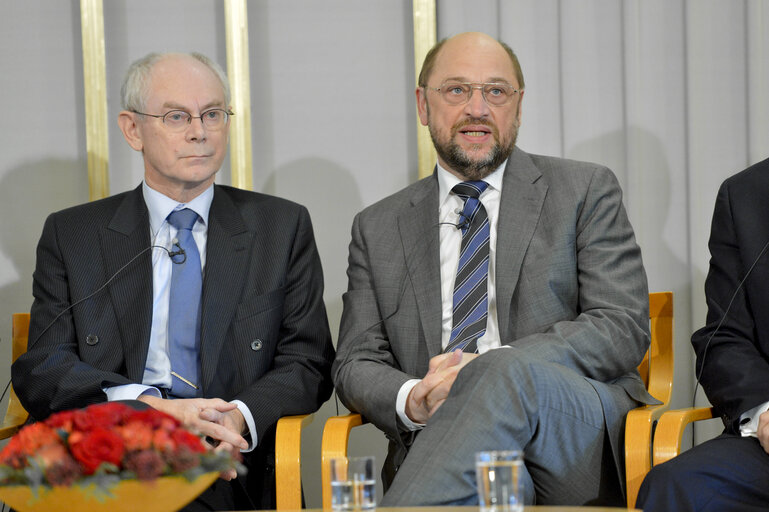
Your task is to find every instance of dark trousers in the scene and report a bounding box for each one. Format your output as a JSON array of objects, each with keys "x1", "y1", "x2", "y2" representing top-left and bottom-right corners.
[{"x1": 637, "y1": 433, "x2": 769, "y2": 511}]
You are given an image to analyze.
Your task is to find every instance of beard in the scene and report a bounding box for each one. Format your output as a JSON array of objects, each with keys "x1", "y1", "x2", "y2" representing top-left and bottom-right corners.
[{"x1": 429, "y1": 116, "x2": 518, "y2": 181}]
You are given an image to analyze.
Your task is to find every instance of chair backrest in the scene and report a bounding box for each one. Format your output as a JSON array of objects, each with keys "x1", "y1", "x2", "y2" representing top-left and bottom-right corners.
[
  {"x1": 640, "y1": 292, "x2": 674, "y2": 403},
  {"x1": 0, "y1": 313, "x2": 31, "y2": 439}
]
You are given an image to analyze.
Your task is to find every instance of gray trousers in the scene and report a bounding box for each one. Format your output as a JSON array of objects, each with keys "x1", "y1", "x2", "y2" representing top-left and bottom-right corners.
[{"x1": 381, "y1": 349, "x2": 634, "y2": 506}]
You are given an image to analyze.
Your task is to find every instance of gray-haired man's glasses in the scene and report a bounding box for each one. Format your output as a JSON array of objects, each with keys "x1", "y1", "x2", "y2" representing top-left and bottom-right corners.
[{"x1": 132, "y1": 108, "x2": 233, "y2": 132}]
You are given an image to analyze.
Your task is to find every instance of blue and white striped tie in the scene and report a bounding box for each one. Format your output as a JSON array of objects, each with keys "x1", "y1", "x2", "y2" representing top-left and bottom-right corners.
[{"x1": 445, "y1": 180, "x2": 490, "y2": 353}]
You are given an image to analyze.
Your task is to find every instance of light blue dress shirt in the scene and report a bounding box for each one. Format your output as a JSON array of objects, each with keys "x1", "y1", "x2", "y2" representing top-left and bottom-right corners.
[{"x1": 104, "y1": 182, "x2": 257, "y2": 451}]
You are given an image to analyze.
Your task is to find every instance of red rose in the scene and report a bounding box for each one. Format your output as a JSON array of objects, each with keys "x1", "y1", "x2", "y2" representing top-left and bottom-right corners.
[
  {"x1": 0, "y1": 437, "x2": 27, "y2": 469},
  {"x1": 15, "y1": 422, "x2": 60, "y2": 456},
  {"x1": 69, "y1": 427, "x2": 125, "y2": 475},
  {"x1": 170, "y1": 429, "x2": 206, "y2": 454},
  {"x1": 129, "y1": 408, "x2": 180, "y2": 430},
  {"x1": 45, "y1": 410, "x2": 77, "y2": 433},
  {"x1": 73, "y1": 402, "x2": 132, "y2": 431},
  {"x1": 152, "y1": 429, "x2": 175, "y2": 452},
  {"x1": 118, "y1": 421, "x2": 154, "y2": 451}
]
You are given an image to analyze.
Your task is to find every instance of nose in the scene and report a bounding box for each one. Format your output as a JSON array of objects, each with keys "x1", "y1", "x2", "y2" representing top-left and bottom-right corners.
[
  {"x1": 464, "y1": 85, "x2": 490, "y2": 118},
  {"x1": 185, "y1": 116, "x2": 207, "y2": 141}
]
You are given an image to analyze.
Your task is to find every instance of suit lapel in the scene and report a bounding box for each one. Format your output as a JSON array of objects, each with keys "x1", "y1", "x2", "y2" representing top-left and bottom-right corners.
[
  {"x1": 101, "y1": 186, "x2": 154, "y2": 382},
  {"x1": 199, "y1": 186, "x2": 251, "y2": 391},
  {"x1": 398, "y1": 175, "x2": 443, "y2": 357},
  {"x1": 495, "y1": 149, "x2": 548, "y2": 343}
]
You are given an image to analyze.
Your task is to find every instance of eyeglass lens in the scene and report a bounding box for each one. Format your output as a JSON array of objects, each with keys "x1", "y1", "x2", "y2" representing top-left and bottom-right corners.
[{"x1": 440, "y1": 82, "x2": 517, "y2": 106}]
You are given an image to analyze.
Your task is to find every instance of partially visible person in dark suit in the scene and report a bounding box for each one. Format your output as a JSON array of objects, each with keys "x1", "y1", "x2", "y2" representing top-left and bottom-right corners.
[
  {"x1": 637, "y1": 157, "x2": 769, "y2": 511},
  {"x1": 12, "y1": 52, "x2": 334, "y2": 511}
]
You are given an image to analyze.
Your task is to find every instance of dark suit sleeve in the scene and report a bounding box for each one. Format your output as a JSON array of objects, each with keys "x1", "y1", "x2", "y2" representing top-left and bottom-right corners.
[
  {"x1": 230, "y1": 206, "x2": 335, "y2": 438},
  {"x1": 12, "y1": 213, "x2": 135, "y2": 420},
  {"x1": 691, "y1": 179, "x2": 769, "y2": 430}
]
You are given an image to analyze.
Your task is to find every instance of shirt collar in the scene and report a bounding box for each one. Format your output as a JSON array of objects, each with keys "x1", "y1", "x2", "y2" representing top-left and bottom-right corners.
[
  {"x1": 437, "y1": 159, "x2": 506, "y2": 206},
  {"x1": 142, "y1": 182, "x2": 214, "y2": 236}
]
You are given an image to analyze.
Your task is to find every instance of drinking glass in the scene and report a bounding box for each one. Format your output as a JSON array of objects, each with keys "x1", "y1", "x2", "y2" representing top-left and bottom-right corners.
[
  {"x1": 329, "y1": 456, "x2": 376, "y2": 510},
  {"x1": 475, "y1": 450, "x2": 524, "y2": 512}
]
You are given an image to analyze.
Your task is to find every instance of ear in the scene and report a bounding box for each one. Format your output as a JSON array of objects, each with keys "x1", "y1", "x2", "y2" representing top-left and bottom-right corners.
[
  {"x1": 416, "y1": 87, "x2": 429, "y2": 126},
  {"x1": 118, "y1": 111, "x2": 144, "y2": 152}
]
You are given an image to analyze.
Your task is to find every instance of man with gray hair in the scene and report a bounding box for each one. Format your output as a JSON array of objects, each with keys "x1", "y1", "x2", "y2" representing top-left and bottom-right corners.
[{"x1": 12, "y1": 52, "x2": 334, "y2": 510}]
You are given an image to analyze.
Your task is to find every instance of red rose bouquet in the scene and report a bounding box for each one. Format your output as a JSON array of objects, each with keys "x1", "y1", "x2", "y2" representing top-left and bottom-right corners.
[{"x1": 0, "y1": 402, "x2": 240, "y2": 493}]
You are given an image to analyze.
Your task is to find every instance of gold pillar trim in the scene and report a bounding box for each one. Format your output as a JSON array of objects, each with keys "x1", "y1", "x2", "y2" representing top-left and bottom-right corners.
[
  {"x1": 80, "y1": 0, "x2": 109, "y2": 200},
  {"x1": 224, "y1": 0, "x2": 253, "y2": 191},
  {"x1": 413, "y1": 0, "x2": 437, "y2": 179}
]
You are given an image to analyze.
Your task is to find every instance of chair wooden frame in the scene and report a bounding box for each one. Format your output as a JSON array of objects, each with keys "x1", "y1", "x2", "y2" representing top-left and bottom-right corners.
[
  {"x1": 321, "y1": 292, "x2": 674, "y2": 509},
  {"x1": 651, "y1": 406, "x2": 716, "y2": 466},
  {"x1": 0, "y1": 313, "x2": 310, "y2": 510},
  {"x1": 624, "y1": 291, "x2": 674, "y2": 507},
  {"x1": 0, "y1": 313, "x2": 31, "y2": 439}
]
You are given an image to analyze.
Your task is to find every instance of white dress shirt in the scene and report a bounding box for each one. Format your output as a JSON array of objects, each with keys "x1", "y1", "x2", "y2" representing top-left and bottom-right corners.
[
  {"x1": 104, "y1": 182, "x2": 257, "y2": 450},
  {"x1": 740, "y1": 400, "x2": 769, "y2": 437},
  {"x1": 396, "y1": 161, "x2": 507, "y2": 431}
]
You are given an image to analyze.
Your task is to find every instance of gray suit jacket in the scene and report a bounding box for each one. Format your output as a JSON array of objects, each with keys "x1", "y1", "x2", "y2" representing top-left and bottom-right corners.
[{"x1": 333, "y1": 147, "x2": 653, "y2": 482}]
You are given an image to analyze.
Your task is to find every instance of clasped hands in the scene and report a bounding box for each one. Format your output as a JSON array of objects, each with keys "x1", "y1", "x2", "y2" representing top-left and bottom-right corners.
[
  {"x1": 138, "y1": 395, "x2": 246, "y2": 480},
  {"x1": 405, "y1": 349, "x2": 478, "y2": 424}
]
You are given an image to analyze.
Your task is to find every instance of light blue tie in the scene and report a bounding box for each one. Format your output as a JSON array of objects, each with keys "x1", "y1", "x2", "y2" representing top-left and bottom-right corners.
[
  {"x1": 445, "y1": 181, "x2": 490, "y2": 353},
  {"x1": 167, "y1": 208, "x2": 202, "y2": 398}
]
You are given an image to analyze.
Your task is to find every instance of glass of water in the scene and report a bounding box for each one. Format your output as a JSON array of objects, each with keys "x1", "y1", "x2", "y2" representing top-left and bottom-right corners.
[
  {"x1": 330, "y1": 456, "x2": 376, "y2": 510},
  {"x1": 475, "y1": 450, "x2": 524, "y2": 512}
]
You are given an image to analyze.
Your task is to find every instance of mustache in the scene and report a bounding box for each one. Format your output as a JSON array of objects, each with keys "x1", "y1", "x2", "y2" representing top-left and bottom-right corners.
[{"x1": 451, "y1": 118, "x2": 498, "y2": 138}]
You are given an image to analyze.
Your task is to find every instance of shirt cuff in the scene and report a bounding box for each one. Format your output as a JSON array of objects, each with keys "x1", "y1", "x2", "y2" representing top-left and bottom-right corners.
[
  {"x1": 104, "y1": 384, "x2": 162, "y2": 401},
  {"x1": 739, "y1": 400, "x2": 769, "y2": 437},
  {"x1": 231, "y1": 399, "x2": 257, "y2": 452},
  {"x1": 396, "y1": 379, "x2": 425, "y2": 432}
]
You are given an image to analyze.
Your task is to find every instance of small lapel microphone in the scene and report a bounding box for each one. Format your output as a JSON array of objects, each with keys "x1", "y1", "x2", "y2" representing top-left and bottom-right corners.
[
  {"x1": 454, "y1": 208, "x2": 471, "y2": 230},
  {"x1": 168, "y1": 238, "x2": 187, "y2": 263}
]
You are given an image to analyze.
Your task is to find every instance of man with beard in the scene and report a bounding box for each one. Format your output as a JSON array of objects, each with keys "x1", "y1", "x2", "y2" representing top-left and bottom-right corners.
[{"x1": 333, "y1": 32, "x2": 653, "y2": 506}]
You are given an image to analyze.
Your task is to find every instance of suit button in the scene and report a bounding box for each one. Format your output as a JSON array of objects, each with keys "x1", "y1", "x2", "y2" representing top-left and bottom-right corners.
[
  {"x1": 86, "y1": 334, "x2": 99, "y2": 346},
  {"x1": 250, "y1": 339, "x2": 263, "y2": 351}
]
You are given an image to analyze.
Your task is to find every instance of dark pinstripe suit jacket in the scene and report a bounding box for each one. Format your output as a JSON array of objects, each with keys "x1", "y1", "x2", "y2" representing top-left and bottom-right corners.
[{"x1": 12, "y1": 184, "x2": 334, "y2": 505}]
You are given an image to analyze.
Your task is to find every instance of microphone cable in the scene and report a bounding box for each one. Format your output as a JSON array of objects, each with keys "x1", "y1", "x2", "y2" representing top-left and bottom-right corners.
[{"x1": 1, "y1": 241, "x2": 185, "y2": 405}]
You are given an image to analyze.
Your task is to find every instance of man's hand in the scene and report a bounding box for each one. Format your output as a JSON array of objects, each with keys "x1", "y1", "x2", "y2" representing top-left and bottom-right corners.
[
  {"x1": 405, "y1": 349, "x2": 478, "y2": 423},
  {"x1": 138, "y1": 395, "x2": 248, "y2": 479},
  {"x1": 200, "y1": 407, "x2": 247, "y2": 480},
  {"x1": 757, "y1": 410, "x2": 769, "y2": 454}
]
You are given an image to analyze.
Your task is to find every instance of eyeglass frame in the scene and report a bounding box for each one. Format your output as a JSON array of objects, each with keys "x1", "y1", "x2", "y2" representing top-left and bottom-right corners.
[
  {"x1": 131, "y1": 108, "x2": 234, "y2": 131},
  {"x1": 425, "y1": 81, "x2": 522, "y2": 107}
]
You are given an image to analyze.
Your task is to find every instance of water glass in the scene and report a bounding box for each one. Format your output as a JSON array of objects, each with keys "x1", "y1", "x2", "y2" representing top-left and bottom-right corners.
[
  {"x1": 475, "y1": 450, "x2": 524, "y2": 512},
  {"x1": 329, "y1": 456, "x2": 376, "y2": 510}
]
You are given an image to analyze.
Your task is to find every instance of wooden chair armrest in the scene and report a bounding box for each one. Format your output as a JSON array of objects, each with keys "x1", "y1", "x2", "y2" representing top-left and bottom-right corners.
[
  {"x1": 625, "y1": 402, "x2": 670, "y2": 508},
  {"x1": 652, "y1": 407, "x2": 716, "y2": 466},
  {"x1": 321, "y1": 413, "x2": 367, "y2": 509},
  {"x1": 0, "y1": 387, "x2": 28, "y2": 440},
  {"x1": 275, "y1": 413, "x2": 314, "y2": 510}
]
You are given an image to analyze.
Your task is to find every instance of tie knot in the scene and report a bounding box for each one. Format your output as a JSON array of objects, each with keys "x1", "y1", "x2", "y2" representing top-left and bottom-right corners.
[
  {"x1": 167, "y1": 208, "x2": 198, "y2": 231},
  {"x1": 452, "y1": 180, "x2": 488, "y2": 199}
]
